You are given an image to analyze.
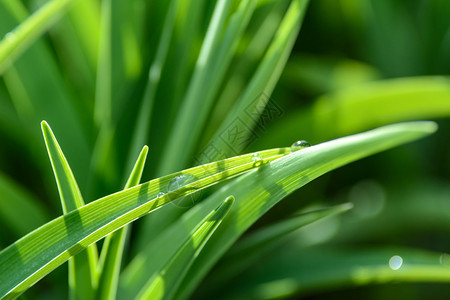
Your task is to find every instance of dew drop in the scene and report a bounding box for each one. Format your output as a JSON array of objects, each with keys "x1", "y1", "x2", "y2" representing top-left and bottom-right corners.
[
  {"x1": 290, "y1": 140, "x2": 310, "y2": 152},
  {"x1": 388, "y1": 255, "x2": 403, "y2": 270},
  {"x1": 251, "y1": 153, "x2": 263, "y2": 166},
  {"x1": 167, "y1": 174, "x2": 199, "y2": 208},
  {"x1": 156, "y1": 192, "x2": 165, "y2": 198}
]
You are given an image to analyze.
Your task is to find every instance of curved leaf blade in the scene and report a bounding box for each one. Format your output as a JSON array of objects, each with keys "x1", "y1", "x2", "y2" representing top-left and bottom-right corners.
[
  {"x1": 173, "y1": 121, "x2": 438, "y2": 300},
  {"x1": 0, "y1": 147, "x2": 288, "y2": 299}
]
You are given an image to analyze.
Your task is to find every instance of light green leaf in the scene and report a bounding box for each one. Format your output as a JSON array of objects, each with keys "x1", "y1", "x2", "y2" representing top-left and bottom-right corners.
[
  {"x1": 0, "y1": 147, "x2": 289, "y2": 299},
  {"x1": 96, "y1": 145, "x2": 148, "y2": 300},
  {"x1": 41, "y1": 121, "x2": 98, "y2": 300},
  {"x1": 172, "y1": 121, "x2": 437, "y2": 300}
]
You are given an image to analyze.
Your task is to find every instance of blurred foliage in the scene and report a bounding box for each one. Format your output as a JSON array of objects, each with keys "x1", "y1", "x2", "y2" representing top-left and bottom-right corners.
[{"x1": 0, "y1": 0, "x2": 449, "y2": 299}]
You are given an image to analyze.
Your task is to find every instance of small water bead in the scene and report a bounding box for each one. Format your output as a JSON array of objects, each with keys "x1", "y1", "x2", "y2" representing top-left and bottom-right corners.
[
  {"x1": 290, "y1": 140, "x2": 310, "y2": 152},
  {"x1": 388, "y1": 255, "x2": 403, "y2": 270},
  {"x1": 156, "y1": 192, "x2": 165, "y2": 198},
  {"x1": 167, "y1": 174, "x2": 199, "y2": 208},
  {"x1": 251, "y1": 153, "x2": 263, "y2": 166}
]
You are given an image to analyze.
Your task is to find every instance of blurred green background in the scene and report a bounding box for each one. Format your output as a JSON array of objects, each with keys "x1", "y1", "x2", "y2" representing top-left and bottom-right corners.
[{"x1": 0, "y1": 0, "x2": 449, "y2": 299}]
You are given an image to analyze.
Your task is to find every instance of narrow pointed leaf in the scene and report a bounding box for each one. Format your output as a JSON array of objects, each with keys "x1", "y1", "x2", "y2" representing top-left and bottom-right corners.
[
  {"x1": 96, "y1": 146, "x2": 148, "y2": 300},
  {"x1": 41, "y1": 121, "x2": 98, "y2": 300}
]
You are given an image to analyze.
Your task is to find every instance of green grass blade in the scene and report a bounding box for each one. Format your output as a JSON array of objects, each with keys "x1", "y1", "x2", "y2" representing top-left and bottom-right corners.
[
  {"x1": 137, "y1": 0, "x2": 257, "y2": 255},
  {"x1": 0, "y1": 172, "x2": 49, "y2": 238},
  {"x1": 158, "y1": 0, "x2": 255, "y2": 174},
  {"x1": 94, "y1": 0, "x2": 112, "y2": 128},
  {"x1": 125, "y1": 0, "x2": 180, "y2": 177},
  {"x1": 41, "y1": 121, "x2": 85, "y2": 212},
  {"x1": 136, "y1": 196, "x2": 234, "y2": 300},
  {"x1": 41, "y1": 121, "x2": 99, "y2": 300},
  {"x1": 96, "y1": 146, "x2": 148, "y2": 300},
  {"x1": 0, "y1": 0, "x2": 75, "y2": 74},
  {"x1": 205, "y1": 0, "x2": 309, "y2": 159},
  {"x1": 219, "y1": 246, "x2": 450, "y2": 299},
  {"x1": 172, "y1": 121, "x2": 437, "y2": 300},
  {"x1": 0, "y1": 3, "x2": 92, "y2": 192},
  {"x1": 0, "y1": 147, "x2": 289, "y2": 299}
]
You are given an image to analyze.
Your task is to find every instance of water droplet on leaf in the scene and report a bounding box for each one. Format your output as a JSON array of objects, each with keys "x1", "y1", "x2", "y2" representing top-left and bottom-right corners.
[
  {"x1": 251, "y1": 153, "x2": 263, "y2": 166},
  {"x1": 290, "y1": 140, "x2": 310, "y2": 152},
  {"x1": 388, "y1": 255, "x2": 403, "y2": 270},
  {"x1": 167, "y1": 174, "x2": 199, "y2": 208},
  {"x1": 156, "y1": 192, "x2": 165, "y2": 198}
]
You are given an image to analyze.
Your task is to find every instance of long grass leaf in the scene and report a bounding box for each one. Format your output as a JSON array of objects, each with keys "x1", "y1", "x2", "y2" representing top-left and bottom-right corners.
[
  {"x1": 205, "y1": 0, "x2": 309, "y2": 160},
  {"x1": 172, "y1": 121, "x2": 437, "y2": 300},
  {"x1": 0, "y1": 147, "x2": 289, "y2": 299},
  {"x1": 158, "y1": 0, "x2": 255, "y2": 174},
  {"x1": 41, "y1": 121, "x2": 98, "y2": 300},
  {"x1": 125, "y1": 0, "x2": 180, "y2": 177}
]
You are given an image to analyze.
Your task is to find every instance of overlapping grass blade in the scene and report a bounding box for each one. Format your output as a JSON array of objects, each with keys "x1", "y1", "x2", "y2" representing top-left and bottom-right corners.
[
  {"x1": 0, "y1": 0, "x2": 75, "y2": 74},
  {"x1": 205, "y1": 0, "x2": 309, "y2": 159},
  {"x1": 0, "y1": 147, "x2": 288, "y2": 299},
  {"x1": 135, "y1": 196, "x2": 234, "y2": 300},
  {"x1": 201, "y1": 0, "x2": 288, "y2": 142},
  {"x1": 218, "y1": 246, "x2": 450, "y2": 299},
  {"x1": 96, "y1": 146, "x2": 148, "y2": 300},
  {"x1": 0, "y1": 3, "x2": 91, "y2": 192},
  {"x1": 41, "y1": 121, "x2": 98, "y2": 300},
  {"x1": 125, "y1": 0, "x2": 180, "y2": 177},
  {"x1": 172, "y1": 121, "x2": 437, "y2": 300},
  {"x1": 138, "y1": 0, "x2": 257, "y2": 254},
  {"x1": 158, "y1": 0, "x2": 255, "y2": 174}
]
